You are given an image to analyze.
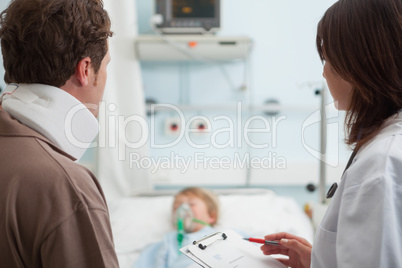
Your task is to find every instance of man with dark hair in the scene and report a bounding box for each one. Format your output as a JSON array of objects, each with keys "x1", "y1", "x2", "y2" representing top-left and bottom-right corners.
[{"x1": 0, "y1": 0, "x2": 118, "y2": 267}]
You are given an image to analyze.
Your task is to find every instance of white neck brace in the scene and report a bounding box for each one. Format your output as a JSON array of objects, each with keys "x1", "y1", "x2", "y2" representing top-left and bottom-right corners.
[{"x1": 0, "y1": 84, "x2": 99, "y2": 160}]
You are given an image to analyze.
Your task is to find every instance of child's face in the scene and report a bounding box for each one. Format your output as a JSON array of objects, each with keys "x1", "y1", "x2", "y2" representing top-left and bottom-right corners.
[{"x1": 173, "y1": 193, "x2": 215, "y2": 232}]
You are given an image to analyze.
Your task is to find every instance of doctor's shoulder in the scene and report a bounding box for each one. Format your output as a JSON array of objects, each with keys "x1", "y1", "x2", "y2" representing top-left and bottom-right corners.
[{"x1": 343, "y1": 131, "x2": 402, "y2": 191}]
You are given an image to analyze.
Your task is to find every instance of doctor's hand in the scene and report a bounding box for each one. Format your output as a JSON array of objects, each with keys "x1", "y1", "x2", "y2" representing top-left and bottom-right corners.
[{"x1": 260, "y1": 232, "x2": 312, "y2": 268}]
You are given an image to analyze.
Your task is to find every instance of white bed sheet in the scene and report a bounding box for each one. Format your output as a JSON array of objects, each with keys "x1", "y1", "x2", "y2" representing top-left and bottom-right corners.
[{"x1": 108, "y1": 188, "x2": 314, "y2": 268}]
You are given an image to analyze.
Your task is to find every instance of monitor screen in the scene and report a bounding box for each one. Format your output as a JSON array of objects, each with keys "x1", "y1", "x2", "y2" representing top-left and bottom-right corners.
[
  {"x1": 155, "y1": 0, "x2": 220, "y2": 34},
  {"x1": 172, "y1": 0, "x2": 215, "y2": 18}
]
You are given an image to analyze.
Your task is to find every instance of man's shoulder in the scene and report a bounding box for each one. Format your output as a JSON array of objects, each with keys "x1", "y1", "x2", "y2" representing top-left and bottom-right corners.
[
  {"x1": 0, "y1": 132, "x2": 106, "y2": 210},
  {"x1": 38, "y1": 138, "x2": 108, "y2": 209},
  {"x1": 0, "y1": 106, "x2": 106, "y2": 207}
]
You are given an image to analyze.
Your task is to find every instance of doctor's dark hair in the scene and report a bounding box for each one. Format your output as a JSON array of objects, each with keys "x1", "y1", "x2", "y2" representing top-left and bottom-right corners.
[
  {"x1": 0, "y1": 0, "x2": 113, "y2": 88},
  {"x1": 316, "y1": 0, "x2": 402, "y2": 150}
]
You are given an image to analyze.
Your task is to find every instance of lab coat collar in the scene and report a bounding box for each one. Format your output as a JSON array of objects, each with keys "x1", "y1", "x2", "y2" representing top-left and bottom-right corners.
[
  {"x1": 0, "y1": 83, "x2": 99, "y2": 160},
  {"x1": 358, "y1": 110, "x2": 402, "y2": 154}
]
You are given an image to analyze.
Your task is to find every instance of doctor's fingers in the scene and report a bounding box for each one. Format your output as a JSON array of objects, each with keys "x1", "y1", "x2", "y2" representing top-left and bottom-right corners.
[
  {"x1": 264, "y1": 232, "x2": 312, "y2": 247},
  {"x1": 280, "y1": 238, "x2": 312, "y2": 259},
  {"x1": 260, "y1": 245, "x2": 289, "y2": 256}
]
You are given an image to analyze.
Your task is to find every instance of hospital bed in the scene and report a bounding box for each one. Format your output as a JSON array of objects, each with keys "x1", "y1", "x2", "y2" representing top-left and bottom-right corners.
[{"x1": 108, "y1": 188, "x2": 314, "y2": 268}]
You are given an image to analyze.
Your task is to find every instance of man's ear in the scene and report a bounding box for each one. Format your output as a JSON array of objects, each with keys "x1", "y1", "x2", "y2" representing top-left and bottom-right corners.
[{"x1": 75, "y1": 57, "x2": 92, "y2": 86}]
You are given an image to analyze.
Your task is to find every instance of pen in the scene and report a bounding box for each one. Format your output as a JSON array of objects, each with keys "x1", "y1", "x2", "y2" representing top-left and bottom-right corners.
[{"x1": 243, "y1": 237, "x2": 281, "y2": 246}]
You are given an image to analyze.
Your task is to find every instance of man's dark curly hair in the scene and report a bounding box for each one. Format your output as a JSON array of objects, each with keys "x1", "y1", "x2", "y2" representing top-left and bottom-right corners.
[{"x1": 0, "y1": 0, "x2": 113, "y2": 87}]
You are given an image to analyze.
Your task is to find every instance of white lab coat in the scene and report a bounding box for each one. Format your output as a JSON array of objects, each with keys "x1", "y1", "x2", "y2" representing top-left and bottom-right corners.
[{"x1": 312, "y1": 112, "x2": 402, "y2": 268}]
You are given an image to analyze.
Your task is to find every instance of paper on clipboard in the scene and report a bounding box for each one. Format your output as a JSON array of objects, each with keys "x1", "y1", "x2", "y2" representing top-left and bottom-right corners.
[{"x1": 180, "y1": 230, "x2": 286, "y2": 268}]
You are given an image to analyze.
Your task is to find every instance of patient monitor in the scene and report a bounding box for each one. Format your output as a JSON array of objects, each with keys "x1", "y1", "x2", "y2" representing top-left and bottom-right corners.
[{"x1": 155, "y1": 0, "x2": 220, "y2": 34}]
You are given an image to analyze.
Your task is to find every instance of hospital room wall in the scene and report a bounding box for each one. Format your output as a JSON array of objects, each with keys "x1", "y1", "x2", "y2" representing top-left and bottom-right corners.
[
  {"x1": 0, "y1": 0, "x2": 351, "y2": 206},
  {"x1": 135, "y1": 0, "x2": 351, "y2": 205}
]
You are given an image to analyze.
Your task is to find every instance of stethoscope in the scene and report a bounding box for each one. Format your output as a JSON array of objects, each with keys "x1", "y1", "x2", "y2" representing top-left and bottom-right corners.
[{"x1": 326, "y1": 149, "x2": 358, "y2": 199}]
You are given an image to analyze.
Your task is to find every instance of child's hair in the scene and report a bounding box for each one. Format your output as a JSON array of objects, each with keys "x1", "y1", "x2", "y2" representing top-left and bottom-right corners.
[{"x1": 174, "y1": 187, "x2": 220, "y2": 226}]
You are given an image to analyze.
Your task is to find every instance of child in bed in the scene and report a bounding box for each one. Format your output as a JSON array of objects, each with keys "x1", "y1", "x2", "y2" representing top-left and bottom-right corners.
[{"x1": 132, "y1": 187, "x2": 219, "y2": 268}]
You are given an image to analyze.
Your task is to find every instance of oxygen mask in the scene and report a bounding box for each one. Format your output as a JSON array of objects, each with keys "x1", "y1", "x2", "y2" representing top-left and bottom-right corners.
[
  {"x1": 175, "y1": 203, "x2": 194, "y2": 233},
  {"x1": 175, "y1": 203, "x2": 193, "y2": 248},
  {"x1": 175, "y1": 203, "x2": 211, "y2": 248}
]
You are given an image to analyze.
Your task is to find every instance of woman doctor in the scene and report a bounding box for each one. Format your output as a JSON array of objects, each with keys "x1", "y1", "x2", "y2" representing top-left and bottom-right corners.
[{"x1": 261, "y1": 0, "x2": 402, "y2": 267}]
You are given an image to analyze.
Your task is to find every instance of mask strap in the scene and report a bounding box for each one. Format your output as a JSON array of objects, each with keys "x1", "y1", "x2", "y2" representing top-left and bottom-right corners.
[{"x1": 192, "y1": 218, "x2": 210, "y2": 226}]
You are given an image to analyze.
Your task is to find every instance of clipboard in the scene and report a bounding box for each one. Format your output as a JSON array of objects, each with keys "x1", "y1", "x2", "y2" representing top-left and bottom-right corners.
[{"x1": 180, "y1": 229, "x2": 286, "y2": 268}]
